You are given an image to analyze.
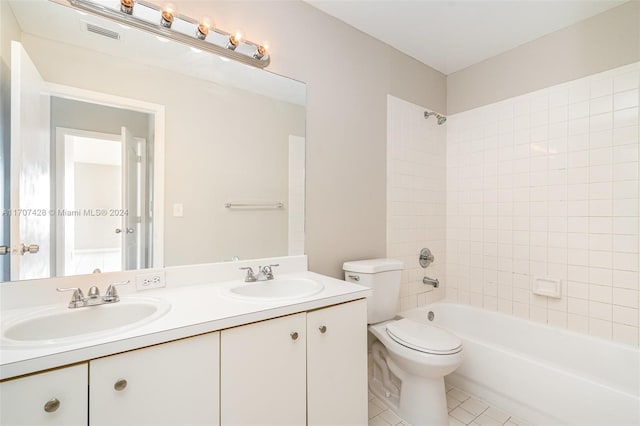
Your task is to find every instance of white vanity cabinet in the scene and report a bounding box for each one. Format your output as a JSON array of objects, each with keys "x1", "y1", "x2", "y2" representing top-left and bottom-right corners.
[
  {"x1": 307, "y1": 299, "x2": 368, "y2": 425},
  {"x1": 0, "y1": 297, "x2": 368, "y2": 426},
  {"x1": 89, "y1": 332, "x2": 220, "y2": 426},
  {"x1": 0, "y1": 363, "x2": 88, "y2": 426},
  {"x1": 220, "y1": 312, "x2": 307, "y2": 426},
  {"x1": 220, "y1": 299, "x2": 367, "y2": 426}
]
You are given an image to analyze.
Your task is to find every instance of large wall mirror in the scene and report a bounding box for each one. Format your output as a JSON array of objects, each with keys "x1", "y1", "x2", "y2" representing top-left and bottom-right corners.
[{"x1": 0, "y1": 0, "x2": 306, "y2": 282}]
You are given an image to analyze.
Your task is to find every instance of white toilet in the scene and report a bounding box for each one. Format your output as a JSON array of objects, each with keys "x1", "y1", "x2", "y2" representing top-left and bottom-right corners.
[{"x1": 343, "y1": 258, "x2": 463, "y2": 426}]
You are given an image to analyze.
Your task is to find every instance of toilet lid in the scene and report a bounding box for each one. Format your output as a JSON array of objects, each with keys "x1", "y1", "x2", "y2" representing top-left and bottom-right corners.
[{"x1": 386, "y1": 319, "x2": 462, "y2": 355}]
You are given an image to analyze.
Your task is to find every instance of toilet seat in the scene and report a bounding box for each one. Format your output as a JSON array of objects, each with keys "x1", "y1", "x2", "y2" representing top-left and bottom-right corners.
[{"x1": 386, "y1": 319, "x2": 462, "y2": 355}]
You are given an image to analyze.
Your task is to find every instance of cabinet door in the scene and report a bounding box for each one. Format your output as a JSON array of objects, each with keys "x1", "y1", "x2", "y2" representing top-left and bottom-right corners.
[
  {"x1": 0, "y1": 363, "x2": 88, "y2": 426},
  {"x1": 307, "y1": 299, "x2": 368, "y2": 426},
  {"x1": 220, "y1": 313, "x2": 306, "y2": 426},
  {"x1": 89, "y1": 332, "x2": 219, "y2": 426}
]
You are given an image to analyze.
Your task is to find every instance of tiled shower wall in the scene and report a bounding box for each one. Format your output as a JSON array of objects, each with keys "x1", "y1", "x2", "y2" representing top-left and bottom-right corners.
[
  {"x1": 387, "y1": 95, "x2": 447, "y2": 311},
  {"x1": 446, "y1": 63, "x2": 640, "y2": 346}
]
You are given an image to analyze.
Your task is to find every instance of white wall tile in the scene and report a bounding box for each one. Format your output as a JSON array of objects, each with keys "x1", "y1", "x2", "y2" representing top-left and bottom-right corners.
[
  {"x1": 590, "y1": 96, "x2": 613, "y2": 115},
  {"x1": 613, "y1": 108, "x2": 639, "y2": 128},
  {"x1": 613, "y1": 72, "x2": 640, "y2": 93},
  {"x1": 446, "y1": 63, "x2": 640, "y2": 347},
  {"x1": 614, "y1": 90, "x2": 639, "y2": 110},
  {"x1": 387, "y1": 95, "x2": 446, "y2": 309},
  {"x1": 612, "y1": 323, "x2": 639, "y2": 345}
]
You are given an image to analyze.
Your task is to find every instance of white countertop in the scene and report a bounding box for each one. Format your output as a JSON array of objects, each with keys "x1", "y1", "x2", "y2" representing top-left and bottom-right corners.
[{"x1": 0, "y1": 270, "x2": 371, "y2": 380}]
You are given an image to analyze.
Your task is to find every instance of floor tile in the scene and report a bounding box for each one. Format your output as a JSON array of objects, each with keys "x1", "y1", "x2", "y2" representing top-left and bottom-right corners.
[
  {"x1": 449, "y1": 416, "x2": 466, "y2": 426},
  {"x1": 447, "y1": 394, "x2": 463, "y2": 410},
  {"x1": 447, "y1": 388, "x2": 471, "y2": 402},
  {"x1": 460, "y1": 397, "x2": 489, "y2": 416},
  {"x1": 368, "y1": 401, "x2": 384, "y2": 419},
  {"x1": 368, "y1": 384, "x2": 526, "y2": 426},
  {"x1": 473, "y1": 413, "x2": 503, "y2": 426},
  {"x1": 369, "y1": 415, "x2": 392, "y2": 426},
  {"x1": 379, "y1": 409, "x2": 403, "y2": 425},
  {"x1": 450, "y1": 407, "x2": 477, "y2": 424},
  {"x1": 482, "y1": 407, "x2": 510, "y2": 424}
]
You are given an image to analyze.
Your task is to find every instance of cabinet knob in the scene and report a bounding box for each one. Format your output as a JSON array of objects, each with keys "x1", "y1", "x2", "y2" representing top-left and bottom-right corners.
[
  {"x1": 44, "y1": 398, "x2": 60, "y2": 413},
  {"x1": 290, "y1": 331, "x2": 299, "y2": 341},
  {"x1": 114, "y1": 378, "x2": 128, "y2": 391},
  {"x1": 319, "y1": 325, "x2": 327, "y2": 334}
]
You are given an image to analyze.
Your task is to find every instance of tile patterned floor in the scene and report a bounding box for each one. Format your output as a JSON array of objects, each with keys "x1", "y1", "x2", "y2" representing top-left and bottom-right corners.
[{"x1": 368, "y1": 384, "x2": 530, "y2": 426}]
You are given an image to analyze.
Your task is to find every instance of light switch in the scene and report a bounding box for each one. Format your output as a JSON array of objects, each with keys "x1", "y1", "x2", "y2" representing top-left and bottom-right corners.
[{"x1": 173, "y1": 203, "x2": 183, "y2": 217}]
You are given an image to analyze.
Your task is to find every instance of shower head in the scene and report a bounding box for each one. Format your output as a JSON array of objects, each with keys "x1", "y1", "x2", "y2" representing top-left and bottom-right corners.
[{"x1": 424, "y1": 110, "x2": 447, "y2": 125}]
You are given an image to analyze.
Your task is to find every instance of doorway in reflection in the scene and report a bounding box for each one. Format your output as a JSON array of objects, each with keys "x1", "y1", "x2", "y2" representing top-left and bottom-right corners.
[
  {"x1": 56, "y1": 127, "x2": 148, "y2": 276},
  {"x1": 51, "y1": 98, "x2": 154, "y2": 277}
]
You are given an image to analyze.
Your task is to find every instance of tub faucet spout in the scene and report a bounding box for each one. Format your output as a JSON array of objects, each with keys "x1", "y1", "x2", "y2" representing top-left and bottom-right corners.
[{"x1": 423, "y1": 276, "x2": 439, "y2": 288}]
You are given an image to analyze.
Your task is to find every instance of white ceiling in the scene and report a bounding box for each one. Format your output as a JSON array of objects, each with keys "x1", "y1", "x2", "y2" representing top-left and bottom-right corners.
[{"x1": 305, "y1": 0, "x2": 629, "y2": 75}]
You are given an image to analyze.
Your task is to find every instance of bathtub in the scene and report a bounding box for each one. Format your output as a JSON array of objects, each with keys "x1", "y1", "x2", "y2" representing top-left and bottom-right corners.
[{"x1": 400, "y1": 303, "x2": 640, "y2": 426}]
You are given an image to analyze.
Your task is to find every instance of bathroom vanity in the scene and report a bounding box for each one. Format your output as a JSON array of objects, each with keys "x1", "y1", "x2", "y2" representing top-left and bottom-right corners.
[{"x1": 0, "y1": 257, "x2": 370, "y2": 426}]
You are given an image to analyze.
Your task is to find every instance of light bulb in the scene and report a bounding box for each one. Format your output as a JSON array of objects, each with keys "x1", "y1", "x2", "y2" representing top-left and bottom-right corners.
[
  {"x1": 253, "y1": 41, "x2": 270, "y2": 59},
  {"x1": 226, "y1": 31, "x2": 242, "y2": 50},
  {"x1": 195, "y1": 19, "x2": 211, "y2": 40},
  {"x1": 120, "y1": 0, "x2": 134, "y2": 14},
  {"x1": 160, "y1": 4, "x2": 176, "y2": 28}
]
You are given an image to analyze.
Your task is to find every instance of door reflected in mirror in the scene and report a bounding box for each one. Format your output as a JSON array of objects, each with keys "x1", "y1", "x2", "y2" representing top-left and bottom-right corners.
[{"x1": 0, "y1": 0, "x2": 306, "y2": 282}]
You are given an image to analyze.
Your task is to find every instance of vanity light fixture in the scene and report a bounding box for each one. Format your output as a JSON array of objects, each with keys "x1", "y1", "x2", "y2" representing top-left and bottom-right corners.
[{"x1": 67, "y1": 0, "x2": 271, "y2": 68}]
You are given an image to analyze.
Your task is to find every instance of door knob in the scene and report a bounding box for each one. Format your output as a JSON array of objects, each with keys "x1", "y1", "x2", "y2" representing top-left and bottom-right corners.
[
  {"x1": 19, "y1": 244, "x2": 39, "y2": 255},
  {"x1": 115, "y1": 228, "x2": 134, "y2": 234},
  {"x1": 319, "y1": 325, "x2": 327, "y2": 334},
  {"x1": 0, "y1": 245, "x2": 8, "y2": 255},
  {"x1": 290, "y1": 331, "x2": 299, "y2": 341}
]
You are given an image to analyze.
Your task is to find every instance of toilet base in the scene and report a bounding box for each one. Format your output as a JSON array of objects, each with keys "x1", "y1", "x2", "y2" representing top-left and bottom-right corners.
[
  {"x1": 397, "y1": 375, "x2": 448, "y2": 426},
  {"x1": 369, "y1": 342, "x2": 450, "y2": 426},
  {"x1": 369, "y1": 371, "x2": 449, "y2": 426}
]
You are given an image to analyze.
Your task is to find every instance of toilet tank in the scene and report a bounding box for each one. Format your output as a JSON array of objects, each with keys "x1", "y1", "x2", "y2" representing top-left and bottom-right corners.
[{"x1": 343, "y1": 259, "x2": 404, "y2": 324}]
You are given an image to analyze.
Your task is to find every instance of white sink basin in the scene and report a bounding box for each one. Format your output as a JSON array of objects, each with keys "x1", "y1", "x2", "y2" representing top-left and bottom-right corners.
[
  {"x1": 2, "y1": 297, "x2": 171, "y2": 347},
  {"x1": 227, "y1": 278, "x2": 324, "y2": 301}
]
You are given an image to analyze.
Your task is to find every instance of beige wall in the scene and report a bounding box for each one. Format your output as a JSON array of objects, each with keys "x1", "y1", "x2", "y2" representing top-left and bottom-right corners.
[
  {"x1": 447, "y1": 1, "x2": 640, "y2": 114},
  {"x1": 168, "y1": 1, "x2": 447, "y2": 277}
]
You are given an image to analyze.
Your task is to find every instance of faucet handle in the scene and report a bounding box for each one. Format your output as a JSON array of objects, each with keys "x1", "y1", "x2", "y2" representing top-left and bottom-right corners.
[
  {"x1": 262, "y1": 264, "x2": 279, "y2": 280},
  {"x1": 240, "y1": 267, "x2": 256, "y2": 282},
  {"x1": 88, "y1": 286, "x2": 101, "y2": 298},
  {"x1": 104, "y1": 280, "x2": 131, "y2": 302},
  {"x1": 57, "y1": 287, "x2": 85, "y2": 308}
]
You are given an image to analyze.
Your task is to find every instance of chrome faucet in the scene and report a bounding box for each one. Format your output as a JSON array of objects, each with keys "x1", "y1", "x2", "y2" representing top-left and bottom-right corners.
[
  {"x1": 240, "y1": 264, "x2": 279, "y2": 282},
  {"x1": 240, "y1": 267, "x2": 257, "y2": 282},
  {"x1": 423, "y1": 276, "x2": 439, "y2": 288},
  {"x1": 256, "y1": 264, "x2": 279, "y2": 281},
  {"x1": 57, "y1": 281, "x2": 130, "y2": 309}
]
